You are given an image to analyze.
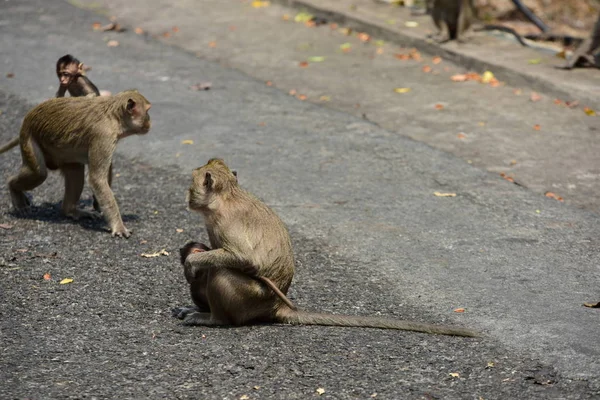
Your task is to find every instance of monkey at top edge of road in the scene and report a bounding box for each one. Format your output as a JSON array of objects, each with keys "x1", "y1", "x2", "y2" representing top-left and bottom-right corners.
[
  {"x1": 173, "y1": 158, "x2": 480, "y2": 337},
  {"x1": 55, "y1": 54, "x2": 100, "y2": 98},
  {"x1": 0, "y1": 89, "x2": 152, "y2": 238},
  {"x1": 429, "y1": 0, "x2": 529, "y2": 47}
]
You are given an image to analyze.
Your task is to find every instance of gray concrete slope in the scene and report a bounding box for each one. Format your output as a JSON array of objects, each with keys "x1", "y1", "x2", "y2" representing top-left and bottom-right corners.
[{"x1": 0, "y1": 0, "x2": 599, "y2": 398}]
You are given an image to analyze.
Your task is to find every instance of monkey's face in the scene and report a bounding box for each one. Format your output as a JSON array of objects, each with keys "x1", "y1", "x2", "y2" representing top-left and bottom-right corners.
[
  {"x1": 187, "y1": 159, "x2": 237, "y2": 212},
  {"x1": 58, "y1": 62, "x2": 80, "y2": 87},
  {"x1": 125, "y1": 94, "x2": 152, "y2": 134}
]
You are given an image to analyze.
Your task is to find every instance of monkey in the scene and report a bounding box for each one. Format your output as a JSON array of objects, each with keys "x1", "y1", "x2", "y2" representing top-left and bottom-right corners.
[
  {"x1": 429, "y1": 0, "x2": 529, "y2": 47},
  {"x1": 55, "y1": 54, "x2": 110, "y2": 213},
  {"x1": 562, "y1": 11, "x2": 600, "y2": 69},
  {"x1": 55, "y1": 54, "x2": 100, "y2": 98},
  {"x1": 0, "y1": 89, "x2": 151, "y2": 238},
  {"x1": 174, "y1": 241, "x2": 297, "y2": 317},
  {"x1": 173, "y1": 158, "x2": 480, "y2": 337}
]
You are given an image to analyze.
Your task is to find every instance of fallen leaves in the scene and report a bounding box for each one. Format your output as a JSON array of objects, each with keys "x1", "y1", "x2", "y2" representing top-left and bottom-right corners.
[
  {"x1": 357, "y1": 32, "x2": 371, "y2": 43},
  {"x1": 307, "y1": 56, "x2": 325, "y2": 62},
  {"x1": 141, "y1": 249, "x2": 170, "y2": 258},
  {"x1": 43, "y1": 273, "x2": 51, "y2": 281},
  {"x1": 106, "y1": 40, "x2": 119, "y2": 47},
  {"x1": 422, "y1": 65, "x2": 432, "y2": 73},
  {"x1": 394, "y1": 48, "x2": 421, "y2": 61},
  {"x1": 434, "y1": 103, "x2": 444, "y2": 110},
  {"x1": 545, "y1": 192, "x2": 564, "y2": 202},
  {"x1": 451, "y1": 71, "x2": 500, "y2": 86},
  {"x1": 294, "y1": 12, "x2": 314, "y2": 23},
  {"x1": 432, "y1": 56, "x2": 442, "y2": 64},
  {"x1": 190, "y1": 82, "x2": 212, "y2": 91},
  {"x1": 433, "y1": 192, "x2": 456, "y2": 197},
  {"x1": 457, "y1": 132, "x2": 467, "y2": 139},
  {"x1": 134, "y1": 27, "x2": 144, "y2": 35},
  {"x1": 530, "y1": 92, "x2": 542, "y2": 102},
  {"x1": 251, "y1": 0, "x2": 270, "y2": 7},
  {"x1": 181, "y1": 140, "x2": 194, "y2": 145},
  {"x1": 316, "y1": 388, "x2": 326, "y2": 395},
  {"x1": 340, "y1": 42, "x2": 352, "y2": 52},
  {"x1": 533, "y1": 124, "x2": 541, "y2": 131},
  {"x1": 404, "y1": 21, "x2": 419, "y2": 28},
  {"x1": 176, "y1": 228, "x2": 184, "y2": 233},
  {"x1": 449, "y1": 372, "x2": 460, "y2": 378},
  {"x1": 583, "y1": 107, "x2": 596, "y2": 116},
  {"x1": 0, "y1": 223, "x2": 14, "y2": 230},
  {"x1": 393, "y1": 87, "x2": 411, "y2": 94},
  {"x1": 499, "y1": 172, "x2": 515, "y2": 183},
  {"x1": 208, "y1": 41, "x2": 217, "y2": 48},
  {"x1": 298, "y1": 61, "x2": 309, "y2": 68},
  {"x1": 99, "y1": 22, "x2": 126, "y2": 32},
  {"x1": 583, "y1": 301, "x2": 600, "y2": 308},
  {"x1": 59, "y1": 278, "x2": 74, "y2": 285},
  {"x1": 453, "y1": 308, "x2": 465, "y2": 313},
  {"x1": 6, "y1": 73, "x2": 14, "y2": 78}
]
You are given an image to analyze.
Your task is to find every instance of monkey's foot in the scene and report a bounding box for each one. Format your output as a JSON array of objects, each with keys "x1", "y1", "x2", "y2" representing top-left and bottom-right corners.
[
  {"x1": 171, "y1": 306, "x2": 198, "y2": 319},
  {"x1": 10, "y1": 190, "x2": 31, "y2": 211},
  {"x1": 64, "y1": 208, "x2": 101, "y2": 221},
  {"x1": 182, "y1": 311, "x2": 221, "y2": 326},
  {"x1": 111, "y1": 226, "x2": 131, "y2": 238}
]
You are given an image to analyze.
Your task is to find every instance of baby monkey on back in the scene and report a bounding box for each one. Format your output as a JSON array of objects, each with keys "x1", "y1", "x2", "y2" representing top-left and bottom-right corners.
[
  {"x1": 55, "y1": 54, "x2": 100, "y2": 98},
  {"x1": 175, "y1": 158, "x2": 480, "y2": 337}
]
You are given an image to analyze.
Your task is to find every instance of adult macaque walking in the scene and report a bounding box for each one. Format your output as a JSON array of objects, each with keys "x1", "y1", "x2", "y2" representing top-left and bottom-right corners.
[
  {"x1": 0, "y1": 90, "x2": 152, "y2": 238},
  {"x1": 175, "y1": 158, "x2": 479, "y2": 337},
  {"x1": 429, "y1": 0, "x2": 529, "y2": 47},
  {"x1": 55, "y1": 54, "x2": 100, "y2": 98},
  {"x1": 563, "y1": 11, "x2": 600, "y2": 69}
]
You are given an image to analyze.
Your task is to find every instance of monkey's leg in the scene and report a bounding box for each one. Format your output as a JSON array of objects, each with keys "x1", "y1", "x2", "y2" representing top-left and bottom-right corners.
[
  {"x1": 89, "y1": 151, "x2": 130, "y2": 238},
  {"x1": 182, "y1": 311, "x2": 225, "y2": 326},
  {"x1": 93, "y1": 162, "x2": 112, "y2": 212},
  {"x1": 172, "y1": 306, "x2": 200, "y2": 319},
  {"x1": 61, "y1": 163, "x2": 99, "y2": 220},
  {"x1": 8, "y1": 138, "x2": 47, "y2": 211}
]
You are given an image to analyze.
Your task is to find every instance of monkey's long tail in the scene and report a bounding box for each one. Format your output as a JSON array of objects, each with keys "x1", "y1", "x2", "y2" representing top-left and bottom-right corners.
[
  {"x1": 276, "y1": 308, "x2": 480, "y2": 337},
  {"x1": 0, "y1": 137, "x2": 19, "y2": 154}
]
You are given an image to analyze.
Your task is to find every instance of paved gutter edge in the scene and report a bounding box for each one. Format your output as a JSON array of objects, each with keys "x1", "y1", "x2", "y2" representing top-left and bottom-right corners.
[{"x1": 271, "y1": 0, "x2": 600, "y2": 110}]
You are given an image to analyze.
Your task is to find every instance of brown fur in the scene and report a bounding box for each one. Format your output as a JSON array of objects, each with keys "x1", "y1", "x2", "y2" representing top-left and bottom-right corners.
[
  {"x1": 175, "y1": 159, "x2": 480, "y2": 337},
  {"x1": 1, "y1": 90, "x2": 151, "y2": 238}
]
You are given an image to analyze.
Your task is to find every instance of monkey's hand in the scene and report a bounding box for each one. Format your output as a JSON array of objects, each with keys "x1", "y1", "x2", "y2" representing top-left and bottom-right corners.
[{"x1": 184, "y1": 248, "x2": 258, "y2": 278}]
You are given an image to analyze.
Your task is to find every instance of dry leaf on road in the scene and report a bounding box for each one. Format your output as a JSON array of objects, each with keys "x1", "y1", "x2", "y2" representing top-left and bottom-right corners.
[
  {"x1": 583, "y1": 301, "x2": 600, "y2": 308},
  {"x1": 141, "y1": 249, "x2": 170, "y2": 258},
  {"x1": 190, "y1": 82, "x2": 212, "y2": 91},
  {"x1": 434, "y1": 192, "x2": 456, "y2": 197},
  {"x1": 59, "y1": 278, "x2": 74, "y2": 285}
]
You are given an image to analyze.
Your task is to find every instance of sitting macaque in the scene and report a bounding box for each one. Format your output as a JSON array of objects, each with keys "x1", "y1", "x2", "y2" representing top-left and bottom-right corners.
[
  {"x1": 175, "y1": 241, "x2": 297, "y2": 315},
  {"x1": 173, "y1": 158, "x2": 479, "y2": 337},
  {"x1": 0, "y1": 90, "x2": 152, "y2": 238}
]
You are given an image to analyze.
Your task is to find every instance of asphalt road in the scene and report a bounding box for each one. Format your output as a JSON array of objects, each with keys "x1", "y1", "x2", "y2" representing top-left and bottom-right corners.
[{"x1": 0, "y1": 0, "x2": 599, "y2": 399}]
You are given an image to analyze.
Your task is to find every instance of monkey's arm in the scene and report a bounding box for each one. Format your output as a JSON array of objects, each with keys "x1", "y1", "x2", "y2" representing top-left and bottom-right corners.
[
  {"x1": 56, "y1": 85, "x2": 67, "y2": 98},
  {"x1": 184, "y1": 248, "x2": 258, "y2": 278}
]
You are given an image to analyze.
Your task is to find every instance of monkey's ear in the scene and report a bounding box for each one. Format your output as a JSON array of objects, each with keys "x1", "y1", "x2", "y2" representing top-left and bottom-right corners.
[
  {"x1": 232, "y1": 170, "x2": 238, "y2": 179},
  {"x1": 203, "y1": 172, "x2": 213, "y2": 188},
  {"x1": 126, "y1": 98, "x2": 137, "y2": 114}
]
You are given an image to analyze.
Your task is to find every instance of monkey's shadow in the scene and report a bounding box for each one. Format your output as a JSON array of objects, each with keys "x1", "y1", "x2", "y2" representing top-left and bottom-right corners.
[{"x1": 10, "y1": 199, "x2": 139, "y2": 233}]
